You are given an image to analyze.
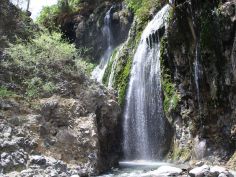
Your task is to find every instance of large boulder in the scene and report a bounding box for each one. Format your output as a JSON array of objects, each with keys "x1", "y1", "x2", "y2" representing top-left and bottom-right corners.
[
  {"x1": 142, "y1": 166, "x2": 183, "y2": 177},
  {"x1": 0, "y1": 80, "x2": 121, "y2": 176},
  {"x1": 189, "y1": 165, "x2": 210, "y2": 177}
]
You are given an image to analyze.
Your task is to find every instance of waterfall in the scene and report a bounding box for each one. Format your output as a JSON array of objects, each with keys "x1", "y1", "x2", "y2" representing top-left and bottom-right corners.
[
  {"x1": 194, "y1": 41, "x2": 201, "y2": 108},
  {"x1": 123, "y1": 5, "x2": 170, "y2": 160},
  {"x1": 231, "y1": 32, "x2": 236, "y2": 81},
  {"x1": 108, "y1": 44, "x2": 124, "y2": 89},
  {"x1": 92, "y1": 6, "x2": 115, "y2": 83},
  {"x1": 194, "y1": 39, "x2": 203, "y2": 122}
]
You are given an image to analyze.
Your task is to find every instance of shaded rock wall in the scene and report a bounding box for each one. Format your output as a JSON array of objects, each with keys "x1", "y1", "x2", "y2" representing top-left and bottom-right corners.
[
  {"x1": 0, "y1": 1, "x2": 122, "y2": 176},
  {"x1": 60, "y1": 1, "x2": 133, "y2": 62},
  {"x1": 162, "y1": 0, "x2": 236, "y2": 164}
]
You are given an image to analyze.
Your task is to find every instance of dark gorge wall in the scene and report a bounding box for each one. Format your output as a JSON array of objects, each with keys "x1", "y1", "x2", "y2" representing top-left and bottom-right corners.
[
  {"x1": 59, "y1": 1, "x2": 133, "y2": 62},
  {"x1": 0, "y1": 1, "x2": 123, "y2": 176},
  {"x1": 161, "y1": 0, "x2": 236, "y2": 165},
  {"x1": 72, "y1": 0, "x2": 236, "y2": 166}
]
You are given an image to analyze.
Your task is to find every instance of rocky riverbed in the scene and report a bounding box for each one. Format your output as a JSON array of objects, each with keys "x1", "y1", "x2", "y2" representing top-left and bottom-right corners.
[{"x1": 98, "y1": 161, "x2": 236, "y2": 177}]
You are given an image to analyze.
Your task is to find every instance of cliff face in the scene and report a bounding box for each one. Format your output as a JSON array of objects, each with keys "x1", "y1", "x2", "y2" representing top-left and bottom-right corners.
[
  {"x1": 0, "y1": 1, "x2": 122, "y2": 176},
  {"x1": 0, "y1": 86, "x2": 121, "y2": 176},
  {"x1": 1, "y1": 0, "x2": 236, "y2": 175},
  {"x1": 102, "y1": 0, "x2": 236, "y2": 166},
  {"x1": 161, "y1": 0, "x2": 236, "y2": 166},
  {"x1": 58, "y1": 0, "x2": 133, "y2": 61}
]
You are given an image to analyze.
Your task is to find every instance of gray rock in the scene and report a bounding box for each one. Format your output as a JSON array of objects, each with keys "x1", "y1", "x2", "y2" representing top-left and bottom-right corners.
[
  {"x1": 194, "y1": 137, "x2": 207, "y2": 159},
  {"x1": 210, "y1": 166, "x2": 226, "y2": 176},
  {"x1": 189, "y1": 165, "x2": 210, "y2": 177},
  {"x1": 8, "y1": 117, "x2": 21, "y2": 126},
  {"x1": 218, "y1": 173, "x2": 228, "y2": 177},
  {"x1": 229, "y1": 171, "x2": 236, "y2": 177},
  {"x1": 30, "y1": 155, "x2": 46, "y2": 166},
  {"x1": 195, "y1": 161, "x2": 205, "y2": 167},
  {"x1": 142, "y1": 166, "x2": 182, "y2": 176},
  {"x1": 0, "y1": 112, "x2": 4, "y2": 119},
  {"x1": 0, "y1": 149, "x2": 28, "y2": 173},
  {"x1": 41, "y1": 98, "x2": 58, "y2": 118}
]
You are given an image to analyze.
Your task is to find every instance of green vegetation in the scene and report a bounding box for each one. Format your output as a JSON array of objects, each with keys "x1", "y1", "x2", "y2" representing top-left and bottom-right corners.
[
  {"x1": 36, "y1": 5, "x2": 61, "y2": 31},
  {"x1": 160, "y1": 37, "x2": 180, "y2": 115},
  {"x1": 102, "y1": 48, "x2": 119, "y2": 86},
  {"x1": 6, "y1": 32, "x2": 77, "y2": 67},
  {"x1": 114, "y1": 56, "x2": 133, "y2": 105},
  {"x1": 4, "y1": 30, "x2": 94, "y2": 99},
  {"x1": 125, "y1": 0, "x2": 165, "y2": 24},
  {"x1": 111, "y1": 0, "x2": 172, "y2": 105},
  {"x1": 23, "y1": 77, "x2": 57, "y2": 98},
  {"x1": 171, "y1": 142, "x2": 191, "y2": 162},
  {"x1": 36, "y1": 0, "x2": 81, "y2": 30},
  {"x1": 0, "y1": 0, "x2": 35, "y2": 46},
  {"x1": 162, "y1": 73, "x2": 180, "y2": 113},
  {"x1": 0, "y1": 86, "x2": 17, "y2": 98},
  {"x1": 113, "y1": 29, "x2": 143, "y2": 105}
]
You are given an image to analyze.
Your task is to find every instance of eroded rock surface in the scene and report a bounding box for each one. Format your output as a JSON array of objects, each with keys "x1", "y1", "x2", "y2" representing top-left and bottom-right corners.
[{"x1": 0, "y1": 81, "x2": 121, "y2": 176}]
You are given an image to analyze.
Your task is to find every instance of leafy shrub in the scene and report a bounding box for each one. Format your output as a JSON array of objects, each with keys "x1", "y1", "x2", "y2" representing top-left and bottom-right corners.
[
  {"x1": 23, "y1": 77, "x2": 57, "y2": 99},
  {"x1": 36, "y1": 0, "x2": 81, "y2": 30},
  {"x1": 76, "y1": 59, "x2": 95, "y2": 75},
  {"x1": 36, "y1": 5, "x2": 61, "y2": 31},
  {"x1": 23, "y1": 77, "x2": 42, "y2": 98},
  {"x1": 4, "y1": 30, "x2": 94, "y2": 99},
  {"x1": 5, "y1": 31, "x2": 78, "y2": 69},
  {"x1": 0, "y1": 86, "x2": 17, "y2": 98},
  {"x1": 125, "y1": 0, "x2": 165, "y2": 23}
]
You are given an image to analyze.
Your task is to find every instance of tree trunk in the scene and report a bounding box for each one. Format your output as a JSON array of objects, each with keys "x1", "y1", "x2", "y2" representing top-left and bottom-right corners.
[{"x1": 26, "y1": 0, "x2": 30, "y2": 11}]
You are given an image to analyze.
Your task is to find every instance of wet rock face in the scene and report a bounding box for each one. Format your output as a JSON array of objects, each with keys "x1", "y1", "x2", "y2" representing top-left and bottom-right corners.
[
  {"x1": 164, "y1": 0, "x2": 236, "y2": 162},
  {"x1": 0, "y1": 81, "x2": 121, "y2": 176},
  {"x1": 72, "y1": 2, "x2": 133, "y2": 61}
]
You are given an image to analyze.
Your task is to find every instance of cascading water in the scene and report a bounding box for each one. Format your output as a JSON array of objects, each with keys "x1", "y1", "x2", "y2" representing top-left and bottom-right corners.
[
  {"x1": 194, "y1": 39, "x2": 204, "y2": 124},
  {"x1": 231, "y1": 32, "x2": 236, "y2": 81},
  {"x1": 92, "y1": 6, "x2": 115, "y2": 83},
  {"x1": 194, "y1": 40, "x2": 201, "y2": 109},
  {"x1": 108, "y1": 44, "x2": 124, "y2": 89},
  {"x1": 123, "y1": 5, "x2": 170, "y2": 160}
]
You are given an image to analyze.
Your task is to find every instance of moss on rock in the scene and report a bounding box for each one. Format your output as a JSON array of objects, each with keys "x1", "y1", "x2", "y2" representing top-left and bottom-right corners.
[
  {"x1": 102, "y1": 48, "x2": 119, "y2": 86},
  {"x1": 160, "y1": 36, "x2": 180, "y2": 118},
  {"x1": 170, "y1": 141, "x2": 192, "y2": 162},
  {"x1": 111, "y1": 20, "x2": 143, "y2": 106},
  {"x1": 114, "y1": 56, "x2": 133, "y2": 105}
]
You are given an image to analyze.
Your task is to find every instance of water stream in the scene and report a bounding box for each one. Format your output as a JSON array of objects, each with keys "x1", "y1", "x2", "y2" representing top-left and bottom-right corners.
[
  {"x1": 92, "y1": 6, "x2": 115, "y2": 83},
  {"x1": 123, "y1": 5, "x2": 170, "y2": 160},
  {"x1": 194, "y1": 39, "x2": 203, "y2": 122},
  {"x1": 108, "y1": 44, "x2": 124, "y2": 89},
  {"x1": 97, "y1": 161, "x2": 171, "y2": 177},
  {"x1": 194, "y1": 41, "x2": 201, "y2": 108}
]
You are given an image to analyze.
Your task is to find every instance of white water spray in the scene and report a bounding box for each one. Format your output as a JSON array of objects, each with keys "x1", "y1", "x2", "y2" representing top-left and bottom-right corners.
[
  {"x1": 123, "y1": 5, "x2": 170, "y2": 160},
  {"x1": 92, "y1": 7, "x2": 115, "y2": 83}
]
